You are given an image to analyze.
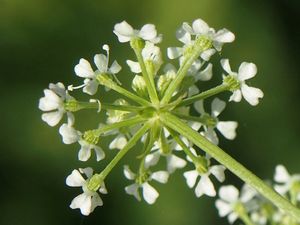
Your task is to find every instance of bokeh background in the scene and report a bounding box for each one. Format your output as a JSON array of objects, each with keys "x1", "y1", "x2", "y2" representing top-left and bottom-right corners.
[{"x1": 1, "y1": 0, "x2": 299, "y2": 224}]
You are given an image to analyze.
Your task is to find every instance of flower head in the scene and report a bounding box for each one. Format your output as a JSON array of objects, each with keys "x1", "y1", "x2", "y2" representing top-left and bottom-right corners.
[
  {"x1": 66, "y1": 168, "x2": 107, "y2": 216},
  {"x1": 114, "y1": 21, "x2": 162, "y2": 44},
  {"x1": 194, "y1": 98, "x2": 238, "y2": 145},
  {"x1": 215, "y1": 184, "x2": 256, "y2": 223},
  {"x1": 222, "y1": 59, "x2": 264, "y2": 106},
  {"x1": 73, "y1": 45, "x2": 121, "y2": 95},
  {"x1": 123, "y1": 165, "x2": 169, "y2": 204},
  {"x1": 184, "y1": 154, "x2": 225, "y2": 197},
  {"x1": 39, "y1": 82, "x2": 74, "y2": 126}
]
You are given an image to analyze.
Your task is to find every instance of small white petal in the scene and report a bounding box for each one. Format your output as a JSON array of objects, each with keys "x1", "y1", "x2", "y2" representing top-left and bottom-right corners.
[
  {"x1": 142, "y1": 183, "x2": 159, "y2": 204},
  {"x1": 215, "y1": 200, "x2": 232, "y2": 217},
  {"x1": 214, "y1": 29, "x2": 235, "y2": 43},
  {"x1": 94, "y1": 54, "x2": 108, "y2": 73},
  {"x1": 70, "y1": 193, "x2": 92, "y2": 216},
  {"x1": 196, "y1": 175, "x2": 216, "y2": 197},
  {"x1": 219, "y1": 185, "x2": 239, "y2": 202},
  {"x1": 229, "y1": 90, "x2": 242, "y2": 102},
  {"x1": 39, "y1": 90, "x2": 61, "y2": 111},
  {"x1": 241, "y1": 84, "x2": 264, "y2": 106},
  {"x1": 200, "y1": 49, "x2": 216, "y2": 61},
  {"x1": 49, "y1": 82, "x2": 66, "y2": 97},
  {"x1": 210, "y1": 165, "x2": 226, "y2": 182},
  {"x1": 194, "y1": 100, "x2": 205, "y2": 114},
  {"x1": 109, "y1": 60, "x2": 122, "y2": 74},
  {"x1": 176, "y1": 27, "x2": 191, "y2": 44},
  {"x1": 197, "y1": 63, "x2": 213, "y2": 81},
  {"x1": 78, "y1": 143, "x2": 91, "y2": 161},
  {"x1": 91, "y1": 193, "x2": 103, "y2": 212},
  {"x1": 145, "y1": 152, "x2": 160, "y2": 168},
  {"x1": 192, "y1": 18, "x2": 210, "y2": 34},
  {"x1": 228, "y1": 212, "x2": 239, "y2": 224},
  {"x1": 240, "y1": 184, "x2": 257, "y2": 203},
  {"x1": 238, "y1": 62, "x2": 257, "y2": 81},
  {"x1": 66, "y1": 169, "x2": 85, "y2": 187},
  {"x1": 93, "y1": 146, "x2": 105, "y2": 161},
  {"x1": 274, "y1": 184, "x2": 290, "y2": 195},
  {"x1": 126, "y1": 60, "x2": 141, "y2": 73},
  {"x1": 203, "y1": 128, "x2": 219, "y2": 145},
  {"x1": 113, "y1": 21, "x2": 134, "y2": 42},
  {"x1": 79, "y1": 167, "x2": 93, "y2": 178},
  {"x1": 151, "y1": 171, "x2": 169, "y2": 184},
  {"x1": 139, "y1": 24, "x2": 157, "y2": 41},
  {"x1": 125, "y1": 183, "x2": 141, "y2": 201},
  {"x1": 211, "y1": 97, "x2": 226, "y2": 117},
  {"x1": 274, "y1": 165, "x2": 290, "y2": 183},
  {"x1": 167, "y1": 154, "x2": 187, "y2": 173},
  {"x1": 216, "y1": 121, "x2": 238, "y2": 140},
  {"x1": 220, "y1": 59, "x2": 233, "y2": 74},
  {"x1": 167, "y1": 47, "x2": 183, "y2": 59},
  {"x1": 182, "y1": 22, "x2": 194, "y2": 34},
  {"x1": 41, "y1": 111, "x2": 64, "y2": 127},
  {"x1": 59, "y1": 124, "x2": 79, "y2": 144},
  {"x1": 188, "y1": 85, "x2": 199, "y2": 97},
  {"x1": 83, "y1": 79, "x2": 99, "y2": 95},
  {"x1": 123, "y1": 165, "x2": 136, "y2": 180},
  {"x1": 183, "y1": 170, "x2": 199, "y2": 188},
  {"x1": 109, "y1": 135, "x2": 127, "y2": 150},
  {"x1": 74, "y1": 59, "x2": 95, "y2": 78}
]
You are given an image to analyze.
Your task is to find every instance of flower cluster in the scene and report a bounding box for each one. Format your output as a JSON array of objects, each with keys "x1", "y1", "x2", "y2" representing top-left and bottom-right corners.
[
  {"x1": 38, "y1": 18, "x2": 273, "y2": 220},
  {"x1": 215, "y1": 165, "x2": 300, "y2": 225}
]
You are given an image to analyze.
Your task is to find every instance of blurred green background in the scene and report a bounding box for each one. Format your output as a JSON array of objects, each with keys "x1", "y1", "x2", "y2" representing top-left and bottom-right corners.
[{"x1": 1, "y1": 0, "x2": 299, "y2": 224}]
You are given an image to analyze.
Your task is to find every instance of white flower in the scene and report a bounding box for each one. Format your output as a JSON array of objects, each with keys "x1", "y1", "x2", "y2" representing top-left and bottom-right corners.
[
  {"x1": 109, "y1": 134, "x2": 127, "y2": 150},
  {"x1": 73, "y1": 45, "x2": 121, "y2": 95},
  {"x1": 215, "y1": 184, "x2": 256, "y2": 224},
  {"x1": 221, "y1": 59, "x2": 264, "y2": 106},
  {"x1": 194, "y1": 98, "x2": 238, "y2": 145},
  {"x1": 39, "y1": 82, "x2": 73, "y2": 127},
  {"x1": 274, "y1": 164, "x2": 300, "y2": 200},
  {"x1": 123, "y1": 165, "x2": 169, "y2": 204},
  {"x1": 106, "y1": 99, "x2": 130, "y2": 124},
  {"x1": 114, "y1": 21, "x2": 162, "y2": 43},
  {"x1": 167, "y1": 18, "x2": 234, "y2": 61},
  {"x1": 182, "y1": 18, "x2": 235, "y2": 51},
  {"x1": 59, "y1": 126, "x2": 105, "y2": 162},
  {"x1": 127, "y1": 41, "x2": 163, "y2": 75},
  {"x1": 144, "y1": 138, "x2": 187, "y2": 174},
  {"x1": 66, "y1": 168, "x2": 107, "y2": 216},
  {"x1": 184, "y1": 154, "x2": 225, "y2": 197}
]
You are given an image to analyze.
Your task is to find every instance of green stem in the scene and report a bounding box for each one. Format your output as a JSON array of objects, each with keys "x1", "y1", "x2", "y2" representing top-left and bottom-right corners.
[
  {"x1": 139, "y1": 130, "x2": 156, "y2": 174},
  {"x1": 131, "y1": 39, "x2": 159, "y2": 104},
  {"x1": 95, "y1": 116, "x2": 146, "y2": 136},
  {"x1": 77, "y1": 101, "x2": 144, "y2": 112},
  {"x1": 167, "y1": 128, "x2": 198, "y2": 162},
  {"x1": 240, "y1": 213, "x2": 256, "y2": 225},
  {"x1": 100, "y1": 122, "x2": 151, "y2": 179},
  {"x1": 160, "y1": 112, "x2": 300, "y2": 222},
  {"x1": 172, "y1": 113, "x2": 206, "y2": 124},
  {"x1": 176, "y1": 83, "x2": 229, "y2": 107},
  {"x1": 97, "y1": 74, "x2": 151, "y2": 106},
  {"x1": 161, "y1": 38, "x2": 211, "y2": 105}
]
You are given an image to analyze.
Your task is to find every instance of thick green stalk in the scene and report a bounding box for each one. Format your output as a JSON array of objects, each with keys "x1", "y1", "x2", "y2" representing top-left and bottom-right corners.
[
  {"x1": 95, "y1": 116, "x2": 146, "y2": 136},
  {"x1": 161, "y1": 37, "x2": 212, "y2": 105},
  {"x1": 177, "y1": 83, "x2": 229, "y2": 107},
  {"x1": 131, "y1": 39, "x2": 159, "y2": 104},
  {"x1": 77, "y1": 101, "x2": 144, "y2": 112},
  {"x1": 160, "y1": 112, "x2": 300, "y2": 221},
  {"x1": 100, "y1": 122, "x2": 151, "y2": 179}
]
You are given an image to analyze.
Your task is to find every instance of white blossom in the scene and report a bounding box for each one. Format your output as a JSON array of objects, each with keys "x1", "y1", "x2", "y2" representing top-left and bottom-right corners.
[
  {"x1": 109, "y1": 134, "x2": 127, "y2": 150},
  {"x1": 182, "y1": 18, "x2": 235, "y2": 51},
  {"x1": 66, "y1": 168, "x2": 107, "y2": 216},
  {"x1": 215, "y1": 184, "x2": 256, "y2": 224},
  {"x1": 114, "y1": 21, "x2": 162, "y2": 43},
  {"x1": 123, "y1": 165, "x2": 169, "y2": 204},
  {"x1": 73, "y1": 44, "x2": 121, "y2": 95},
  {"x1": 184, "y1": 154, "x2": 225, "y2": 198},
  {"x1": 194, "y1": 98, "x2": 238, "y2": 145},
  {"x1": 274, "y1": 164, "x2": 300, "y2": 200},
  {"x1": 221, "y1": 59, "x2": 264, "y2": 106},
  {"x1": 59, "y1": 125, "x2": 105, "y2": 162},
  {"x1": 39, "y1": 82, "x2": 73, "y2": 127}
]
